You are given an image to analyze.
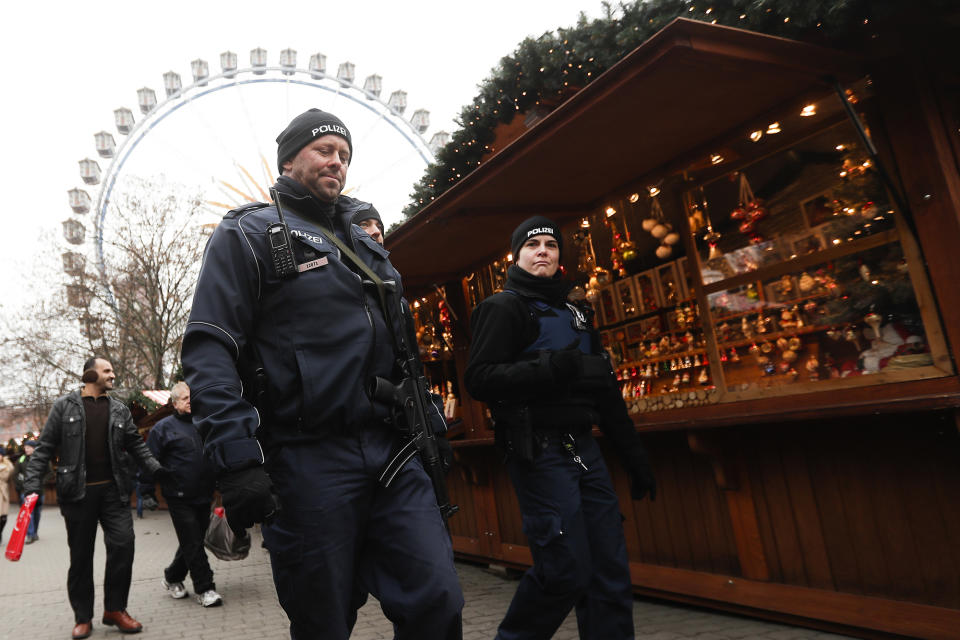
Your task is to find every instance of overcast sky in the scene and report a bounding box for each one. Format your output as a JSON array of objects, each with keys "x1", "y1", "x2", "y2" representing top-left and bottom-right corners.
[{"x1": 0, "y1": 0, "x2": 601, "y2": 314}]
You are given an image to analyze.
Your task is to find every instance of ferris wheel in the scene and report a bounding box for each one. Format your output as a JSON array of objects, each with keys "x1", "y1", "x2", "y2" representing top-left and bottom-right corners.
[{"x1": 62, "y1": 47, "x2": 449, "y2": 302}]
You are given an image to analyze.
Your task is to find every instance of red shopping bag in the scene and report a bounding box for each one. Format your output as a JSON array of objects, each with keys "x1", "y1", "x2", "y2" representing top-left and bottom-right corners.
[{"x1": 5, "y1": 493, "x2": 39, "y2": 561}]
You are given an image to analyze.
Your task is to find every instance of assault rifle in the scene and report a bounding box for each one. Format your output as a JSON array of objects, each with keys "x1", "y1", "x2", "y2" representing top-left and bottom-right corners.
[
  {"x1": 370, "y1": 294, "x2": 459, "y2": 522},
  {"x1": 294, "y1": 210, "x2": 458, "y2": 522}
]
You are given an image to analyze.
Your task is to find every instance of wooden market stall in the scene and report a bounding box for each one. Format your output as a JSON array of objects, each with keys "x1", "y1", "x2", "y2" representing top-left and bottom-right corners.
[{"x1": 387, "y1": 18, "x2": 960, "y2": 639}]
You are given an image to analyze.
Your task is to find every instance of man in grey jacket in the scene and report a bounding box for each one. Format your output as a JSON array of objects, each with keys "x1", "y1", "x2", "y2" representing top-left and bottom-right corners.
[{"x1": 24, "y1": 356, "x2": 168, "y2": 639}]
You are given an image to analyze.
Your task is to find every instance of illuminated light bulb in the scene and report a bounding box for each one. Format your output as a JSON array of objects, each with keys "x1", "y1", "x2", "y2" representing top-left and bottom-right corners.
[
  {"x1": 835, "y1": 144, "x2": 846, "y2": 151},
  {"x1": 580, "y1": 218, "x2": 591, "y2": 228},
  {"x1": 648, "y1": 186, "x2": 660, "y2": 197},
  {"x1": 605, "y1": 206, "x2": 616, "y2": 217},
  {"x1": 800, "y1": 104, "x2": 816, "y2": 117},
  {"x1": 413, "y1": 301, "x2": 420, "y2": 308},
  {"x1": 629, "y1": 193, "x2": 640, "y2": 203},
  {"x1": 507, "y1": 253, "x2": 513, "y2": 262},
  {"x1": 710, "y1": 153, "x2": 724, "y2": 165},
  {"x1": 832, "y1": 238, "x2": 841, "y2": 245},
  {"x1": 749, "y1": 130, "x2": 763, "y2": 142},
  {"x1": 766, "y1": 122, "x2": 781, "y2": 134},
  {"x1": 839, "y1": 171, "x2": 848, "y2": 177}
]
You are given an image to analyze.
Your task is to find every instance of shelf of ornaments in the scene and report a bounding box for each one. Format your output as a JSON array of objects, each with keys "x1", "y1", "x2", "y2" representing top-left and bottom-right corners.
[
  {"x1": 613, "y1": 347, "x2": 709, "y2": 372},
  {"x1": 710, "y1": 290, "x2": 836, "y2": 324},
  {"x1": 598, "y1": 297, "x2": 698, "y2": 331},
  {"x1": 620, "y1": 327, "x2": 705, "y2": 347},
  {"x1": 701, "y1": 228, "x2": 899, "y2": 296},
  {"x1": 714, "y1": 324, "x2": 825, "y2": 352}
]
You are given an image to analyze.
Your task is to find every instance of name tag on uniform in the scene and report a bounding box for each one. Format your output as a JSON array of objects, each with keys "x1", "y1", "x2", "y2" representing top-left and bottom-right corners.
[{"x1": 298, "y1": 257, "x2": 328, "y2": 273}]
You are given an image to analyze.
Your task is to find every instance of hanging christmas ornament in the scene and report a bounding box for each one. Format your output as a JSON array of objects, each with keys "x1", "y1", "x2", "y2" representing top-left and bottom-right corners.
[
  {"x1": 693, "y1": 188, "x2": 723, "y2": 260},
  {"x1": 605, "y1": 217, "x2": 630, "y2": 277},
  {"x1": 618, "y1": 206, "x2": 639, "y2": 263},
  {"x1": 656, "y1": 243, "x2": 673, "y2": 259},
  {"x1": 648, "y1": 191, "x2": 667, "y2": 236},
  {"x1": 704, "y1": 228, "x2": 722, "y2": 260},
  {"x1": 734, "y1": 172, "x2": 767, "y2": 242},
  {"x1": 590, "y1": 266, "x2": 611, "y2": 288},
  {"x1": 663, "y1": 229, "x2": 680, "y2": 245}
]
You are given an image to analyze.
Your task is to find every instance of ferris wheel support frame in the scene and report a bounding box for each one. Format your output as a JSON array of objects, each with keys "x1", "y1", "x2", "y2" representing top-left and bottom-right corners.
[{"x1": 92, "y1": 65, "x2": 435, "y2": 274}]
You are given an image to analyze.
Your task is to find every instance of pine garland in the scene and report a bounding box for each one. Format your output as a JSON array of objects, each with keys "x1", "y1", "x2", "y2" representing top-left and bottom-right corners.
[{"x1": 400, "y1": 0, "x2": 952, "y2": 220}]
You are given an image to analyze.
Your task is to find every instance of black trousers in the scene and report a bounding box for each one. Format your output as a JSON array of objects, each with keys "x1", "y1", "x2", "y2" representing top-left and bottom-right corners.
[
  {"x1": 60, "y1": 482, "x2": 135, "y2": 623},
  {"x1": 164, "y1": 498, "x2": 215, "y2": 594}
]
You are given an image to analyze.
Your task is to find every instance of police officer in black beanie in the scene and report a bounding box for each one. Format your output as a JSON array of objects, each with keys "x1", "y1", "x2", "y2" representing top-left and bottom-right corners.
[
  {"x1": 182, "y1": 108, "x2": 463, "y2": 639},
  {"x1": 352, "y1": 204, "x2": 384, "y2": 245},
  {"x1": 465, "y1": 216, "x2": 656, "y2": 640}
]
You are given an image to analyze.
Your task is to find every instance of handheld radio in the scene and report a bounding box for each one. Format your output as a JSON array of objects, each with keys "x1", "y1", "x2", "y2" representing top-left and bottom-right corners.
[{"x1": 268, "y1": 188, "x2": 298, "y2": 279}]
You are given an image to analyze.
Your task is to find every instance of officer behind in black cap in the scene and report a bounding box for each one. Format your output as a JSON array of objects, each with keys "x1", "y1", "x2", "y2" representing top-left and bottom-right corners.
[
  {"x1": 182, "y1": 108, "x2": 463, "y2": 639},
  {"x1": 352, "y1": 204, "x2": 384, "y2": 245},
  {"x1": 465, "y1": 216, "x2": 656, "y2": 640}
]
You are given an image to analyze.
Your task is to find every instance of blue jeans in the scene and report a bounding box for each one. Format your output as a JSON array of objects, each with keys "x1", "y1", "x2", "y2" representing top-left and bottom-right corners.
[
  {"x1": 496, "y1": 431, "x2": 635, "y2": 640},
  {"x1": 262, "y1": 425, "x2": 463, "y2": 640}
]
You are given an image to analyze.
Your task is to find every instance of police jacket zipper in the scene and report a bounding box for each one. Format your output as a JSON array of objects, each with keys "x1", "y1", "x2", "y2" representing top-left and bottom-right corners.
[{"x1": 344, "y1": 218, "x2": 378, "y2": 415}]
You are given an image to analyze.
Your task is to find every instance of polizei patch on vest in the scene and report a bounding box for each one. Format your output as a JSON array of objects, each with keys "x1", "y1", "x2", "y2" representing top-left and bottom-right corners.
[{"x1": 297, "y1": 257, "x2": 328, "y2": 272}]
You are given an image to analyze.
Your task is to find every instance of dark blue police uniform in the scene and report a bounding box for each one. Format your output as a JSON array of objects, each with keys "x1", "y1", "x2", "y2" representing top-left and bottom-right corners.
[
  {"x1": 466, "y1": 263, "x2": 652, "y2": 640},
  {"x1": 182, "y1": 176, "x2": 462, "y2": 639}
]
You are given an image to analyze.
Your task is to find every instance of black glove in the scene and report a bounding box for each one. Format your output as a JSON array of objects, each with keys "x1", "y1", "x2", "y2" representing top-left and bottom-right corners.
[
  {"x1": 217, "y1": 466, "x2": 281, "y2": 535},
  {"x1": 624, "y1": 444, "x2": 656, "y2": 501},
  {"x1": 152, "y1": 466, "x2": 173, "y2": 484},
  {"x1": 549, "y1": 340, "x2": 583, "y2": 381},
  {"x1": 142, "y1": 494, "x2": 159, "y2": 511}
]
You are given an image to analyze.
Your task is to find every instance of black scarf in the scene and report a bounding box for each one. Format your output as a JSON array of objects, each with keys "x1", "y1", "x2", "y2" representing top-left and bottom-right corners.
[
  {"x1": 504, "y1": 265, "x2": 572, "y2": 306},
  {"x1": 275, "y1": 175, "x2": 337, "y2": 227}
]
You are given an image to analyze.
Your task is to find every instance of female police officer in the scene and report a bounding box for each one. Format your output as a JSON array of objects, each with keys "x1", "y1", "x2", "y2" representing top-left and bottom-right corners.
[{"x1": 464, "y1": 216, "x2": 656, "y2": 640}]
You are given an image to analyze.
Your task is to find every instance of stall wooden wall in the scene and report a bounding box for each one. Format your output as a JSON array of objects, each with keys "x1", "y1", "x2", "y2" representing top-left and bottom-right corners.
[{"x1": 449, "y1": 410, "x2": 960, "y2": 638}]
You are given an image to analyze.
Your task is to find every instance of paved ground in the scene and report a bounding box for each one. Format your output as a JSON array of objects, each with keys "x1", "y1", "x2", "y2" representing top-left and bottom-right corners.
[{"x1": 1, "y1": 505, "x2": 850, "y2": 639}]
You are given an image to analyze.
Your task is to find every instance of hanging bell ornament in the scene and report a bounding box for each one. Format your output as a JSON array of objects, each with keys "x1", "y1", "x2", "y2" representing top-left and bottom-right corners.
[
  {"x1": 730, "y1": 203, "x2": 747, "y2": 221},
  {"x1": 738, "y1": 220, "x2": 756, "y2": 234},
  {"x1": 656, "y1": 243, "x2": 674, "y2": 259},
  {"x1": 620, "y1": 240, "x2": 637, "y2": 262},
  {"x1": 663, "y1": 230, "x2": 680, "y2": 245},
  {"x1": 704, "y1": 228, "x2": 723, "y2": 260},
  {"x1": 642, "y1": 217, "x2": 657, "y2": 232},
  {"x1": 651, "y1": 223, "x2": 670, "y2": 239},
  {"x1": 585, "y1": 286, "x2": 600, "y2": 303}
]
